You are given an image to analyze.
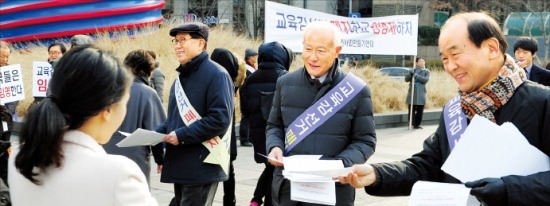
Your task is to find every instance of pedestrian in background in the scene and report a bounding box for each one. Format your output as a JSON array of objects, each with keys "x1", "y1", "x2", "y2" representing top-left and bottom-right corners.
[
  {"x1": 147, "y1": 50, "x2": 166, "y2": 102},
  {"x1": 102, "y1": 49, "x2": 166, "y2": 184},
  {"x1": 211, "y1": 48, "x2": 247, "y2": 206},
  {"x1": 513, "y1": 37, "x2": 550, "y2": 86},
  {"x1": 405, "y1": 56, "x2": 430, "y2": 129},
  {"x1": 240, "y1": 41, "x2": 293, "y2": 206},
  {"x1": 239, "y1": 48, "x2": 259, "y2": 147},
  {"x1": 47, "y1": 42, "x2": 66, "y2": 64}
]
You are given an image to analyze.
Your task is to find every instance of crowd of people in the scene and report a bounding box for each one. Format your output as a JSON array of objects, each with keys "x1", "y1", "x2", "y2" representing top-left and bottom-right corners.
[{"x1": 0, "y1": 10, "x2": 549, "y2": 206}]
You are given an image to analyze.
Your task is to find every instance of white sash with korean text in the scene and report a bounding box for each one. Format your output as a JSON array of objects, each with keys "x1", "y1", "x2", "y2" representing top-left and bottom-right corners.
[{"x1": 174, "y1": 76, "x2": 232, "y2": 175}]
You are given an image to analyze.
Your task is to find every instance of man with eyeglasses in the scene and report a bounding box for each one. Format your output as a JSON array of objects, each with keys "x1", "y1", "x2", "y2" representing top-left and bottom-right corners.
[
  {"x1": 47, "y1": 42, "x2": 66, "y2": 65},
  {"x1": 155, "y1": 22, "x2": 234, "y2": 206}
]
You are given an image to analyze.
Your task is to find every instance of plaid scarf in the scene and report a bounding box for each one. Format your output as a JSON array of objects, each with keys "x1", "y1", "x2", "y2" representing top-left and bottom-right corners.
[{"x1": 460, "y1": 54, "x2": 526, "y2": 122}]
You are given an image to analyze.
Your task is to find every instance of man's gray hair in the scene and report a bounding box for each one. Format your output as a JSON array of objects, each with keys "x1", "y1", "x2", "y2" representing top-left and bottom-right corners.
[{"x1": 304, "y1": 21, "x2": 342, "y2": 47}]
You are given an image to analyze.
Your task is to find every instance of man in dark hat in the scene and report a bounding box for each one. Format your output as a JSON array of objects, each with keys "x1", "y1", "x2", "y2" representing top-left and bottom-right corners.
[
  {"x1": 239, "y1": 48, "x2": 258, "y2": 147},
  {"x1": 244, "y1": 48, "x2": 258, "y2": 74},
  {"x1": 156, "y1": 22, "x2": 234, "y2": 206}
]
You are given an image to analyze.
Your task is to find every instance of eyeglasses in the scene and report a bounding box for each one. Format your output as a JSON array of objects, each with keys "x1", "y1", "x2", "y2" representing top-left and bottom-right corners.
[{"x1": 171, "y1": 37, "x2": 195, "y2": 45}]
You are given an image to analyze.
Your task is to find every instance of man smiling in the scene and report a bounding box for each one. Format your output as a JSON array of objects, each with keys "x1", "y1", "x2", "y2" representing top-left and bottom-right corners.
[
  {"x1": 335, "y1": 12, "x2": 550, "y2": 206},
  {"x1": 266, "y1": 21, "x2": 376, "y2": 205},
  {"x1": 156, "y1": 22, "x2": 234, "y2": 206}
]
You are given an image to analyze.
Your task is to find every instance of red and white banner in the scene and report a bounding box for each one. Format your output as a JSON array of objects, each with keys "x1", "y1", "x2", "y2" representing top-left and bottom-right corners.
[
  {"x1": 265, "y1": 1, "x2": 418, "y2": 55},
  {"x1": 32, "y1": 61, "x2": 53, "y2": 97},
  {"x1": 0, "y1": 64, "x2": 25, "y2": 104}
]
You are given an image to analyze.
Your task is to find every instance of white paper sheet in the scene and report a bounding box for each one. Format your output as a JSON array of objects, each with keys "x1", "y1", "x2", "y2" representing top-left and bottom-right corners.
[
  {"x1": 283, "y1": 156, "x2": 344, "y2": 172},
  {"x1": 116, "y1": 128, "x2": 165, "y2": 147},
  {"x1": 291, "y1": 181, "x2": 335, "y2": 205},
  {"x1": 442, "y1": 115, "x2": 550, "y2": 182},
  {"x1": 408, "y1": 181, "x2": 480, "y2": 206},
  {"x1": 282, "y1": 155, "x2": 343, "y2": 204}
]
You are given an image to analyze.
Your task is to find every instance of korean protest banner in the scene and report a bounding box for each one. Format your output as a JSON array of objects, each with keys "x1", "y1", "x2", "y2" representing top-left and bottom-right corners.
[
  {"x1": 33, "y1": 61, "x2": 53, "y2": 97},
  {"x1": 0, "y1": 64, "x2": 25, "y2": 104},
  {"x1": 265, "y1": 1, "x2": 418, "y2": 55}
]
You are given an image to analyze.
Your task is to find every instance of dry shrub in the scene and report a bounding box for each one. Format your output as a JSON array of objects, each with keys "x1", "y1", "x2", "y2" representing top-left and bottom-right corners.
[{"x1": 9, "y1": 24, "x2": 457, "y2": 120}]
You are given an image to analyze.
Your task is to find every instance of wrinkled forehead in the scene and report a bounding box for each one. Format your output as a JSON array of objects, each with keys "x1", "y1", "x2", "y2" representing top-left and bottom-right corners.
[
  {"x1": 0, "y1": 48, "x2": 10, "y2": 55},
  {"x1": 438, "y1": 19, "x2": 469, "y2": 53}
]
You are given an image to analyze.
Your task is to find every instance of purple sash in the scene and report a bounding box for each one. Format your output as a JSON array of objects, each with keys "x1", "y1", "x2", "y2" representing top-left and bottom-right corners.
[
  {"x1": 284, "y1": 73, "x2": 366, "y2": 154},
  {"x1": 443, "y1": 95, "x2": 467, "y2": 151}
]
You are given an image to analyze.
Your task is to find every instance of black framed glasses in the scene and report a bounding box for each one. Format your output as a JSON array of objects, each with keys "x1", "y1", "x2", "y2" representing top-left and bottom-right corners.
[{"x1": 171, "y1": 37, "x2": 195, "y2": 45}]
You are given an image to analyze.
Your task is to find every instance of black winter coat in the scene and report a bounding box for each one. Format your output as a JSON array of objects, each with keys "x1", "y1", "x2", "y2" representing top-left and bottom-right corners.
[
  {"x1": 240, "y1": 41, "x2": 292, "y2": 163},
  {"x1": 155, "y1": 52, "x2": 234, "y2": 185},
  {"x1": 266, "y1": 61, "x2": 377, "y2": 205},
  {"x1": 367, "y1": 81, "x2": 550, "y2": 206}
]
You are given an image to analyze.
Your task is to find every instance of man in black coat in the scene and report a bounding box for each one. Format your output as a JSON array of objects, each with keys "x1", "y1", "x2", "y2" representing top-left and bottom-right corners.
[
  {"x1": 156, "y1": 22, "x2": 234, "y2": 206},
  {"x1": 336, "y1": 12, "x2": 550, "y2": 206},
  {"x1": 266, "y1": 21, "x2": 377, "y2": 206},
  {"x1": 514, "y1": 37, "x2": 550, "y2": 86}
]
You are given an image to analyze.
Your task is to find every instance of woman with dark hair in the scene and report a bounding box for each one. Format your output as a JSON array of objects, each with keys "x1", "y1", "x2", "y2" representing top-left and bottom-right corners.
[
  {"x1": 8, "y1": 46, "x2": 158, "y2": 206},
  {"x1": 103, "y1": 49, "x2": 166, "y2": 184}
]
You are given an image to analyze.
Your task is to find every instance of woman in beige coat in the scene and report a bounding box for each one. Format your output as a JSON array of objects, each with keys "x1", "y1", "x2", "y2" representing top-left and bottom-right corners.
[{"x1": 8, "y1": 46, "x2": 157, "y2": 206}]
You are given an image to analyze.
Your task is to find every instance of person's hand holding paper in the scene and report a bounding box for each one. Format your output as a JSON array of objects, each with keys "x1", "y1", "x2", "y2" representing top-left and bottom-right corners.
[
  {"x1": 332, "y1": 163, "x2": 377, "y2": 188},
  {"x1": 116, "y1": 128, "x2": 165, "y2": 147}
]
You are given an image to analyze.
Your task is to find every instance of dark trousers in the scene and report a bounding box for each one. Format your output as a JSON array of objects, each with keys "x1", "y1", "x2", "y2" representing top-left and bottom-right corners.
[
  {"x1": 223, "y1": 161, "x2": 236, "y2": 206},
  {"x1": 252, "y1": 163, "x2": 274, "y2": 205},
  {"x1": 239, "y1": 116, "x2": 250, "y2": 142},
  {"x1": 173, "y1": 182, "x2": 218, "y2": 206},
  {"x1": 408, "y1": 104, "x2": 425, "y2": 127}
]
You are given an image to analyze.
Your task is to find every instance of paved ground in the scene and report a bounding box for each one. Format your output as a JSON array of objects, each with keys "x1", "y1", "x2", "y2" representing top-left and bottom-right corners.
[{"x1": 150, "y1": 125, "x2": 438, "y2": 206}]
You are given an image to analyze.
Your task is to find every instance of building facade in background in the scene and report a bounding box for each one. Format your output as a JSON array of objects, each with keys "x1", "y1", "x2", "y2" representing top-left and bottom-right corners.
[{"x1": 164, "y1": 0, "x2": 549, "y2": 64}]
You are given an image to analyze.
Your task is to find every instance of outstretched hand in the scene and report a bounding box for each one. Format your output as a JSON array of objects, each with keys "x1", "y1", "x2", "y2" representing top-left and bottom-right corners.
[
  {"x1": 465, "y1": 178, "x2": 507, "y2": 206},
  {"x1": 332, "y1": 164, "x2": 377, "y2": 188}
]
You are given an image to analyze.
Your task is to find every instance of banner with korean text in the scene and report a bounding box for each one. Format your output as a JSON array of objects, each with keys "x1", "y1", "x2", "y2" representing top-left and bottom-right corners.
[
  {"x1": 265, "y1": 1, "x2": 418, "y2": 55},
  {"x1": 0, "y1": 64, "x2": 25, "y2": 104},
  {"x1": 32, "y1": 61, "x2": 53, "y2": 97}
]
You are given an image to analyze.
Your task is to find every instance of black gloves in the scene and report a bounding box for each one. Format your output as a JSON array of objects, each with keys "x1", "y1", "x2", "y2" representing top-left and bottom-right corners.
[{"x1": 465, "y1": 178, "x2": 507, "y2": 206}]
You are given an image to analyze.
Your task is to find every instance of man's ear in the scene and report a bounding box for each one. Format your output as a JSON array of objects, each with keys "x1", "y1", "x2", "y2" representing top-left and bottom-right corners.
[
  {"x1": 485, "y1": 37, "x2": 500, "y2": 60},
  {"x1": 335, "y1": 45, "x2": 343, "y2": 57}
]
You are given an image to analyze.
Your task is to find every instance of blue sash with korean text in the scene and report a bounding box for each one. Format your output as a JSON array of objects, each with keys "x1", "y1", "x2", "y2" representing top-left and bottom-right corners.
[
  {"x1": 284, "y1": 73, "x2": 366, "y2": 154},
  {"x1": 443, "y1": 95, "x2": 468, "y2": 151}
]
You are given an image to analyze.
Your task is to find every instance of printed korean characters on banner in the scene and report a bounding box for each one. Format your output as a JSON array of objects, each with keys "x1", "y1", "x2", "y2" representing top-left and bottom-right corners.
[
  {"x1": 33, "y1": 61, "x2": 53, "y2": 97},
  {"x1": 265, "y1": 1, "x2": 418, "y2": 55},
  {"x1": 0, "y1": 64, "x2": 25, "y2": 104}
]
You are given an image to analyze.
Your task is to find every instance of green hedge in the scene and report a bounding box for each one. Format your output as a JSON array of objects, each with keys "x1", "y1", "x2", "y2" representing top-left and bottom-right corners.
[{"x1": 418, "y1": 26, "x2": 440, "y2": 46}]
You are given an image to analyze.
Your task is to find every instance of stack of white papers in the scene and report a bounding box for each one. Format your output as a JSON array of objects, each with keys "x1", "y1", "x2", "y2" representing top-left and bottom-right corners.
[
  {"x1": 408, "y1": 115, "x2": 549, "y2": 206},
  {"x1": 409, "y1": 181, "x2": 479, "y2": 206},
  {"x1": 442, "y1": 115, "x2": 550, "y2": 182},
  {"x1": 116, "y1": 128, "x2": 165, "y2": 147},
  {"x1": 282, "y1": 155, "x2": 352, "y2": 205}
]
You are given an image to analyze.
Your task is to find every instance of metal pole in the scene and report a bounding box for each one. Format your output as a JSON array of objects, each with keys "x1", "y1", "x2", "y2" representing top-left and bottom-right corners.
[
  {"x1": 349, "y1": 0, "x2": 352, "y2": 15},
  {"x1": 408, "y1": 56, "x2": 417, "y2": 130}
]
